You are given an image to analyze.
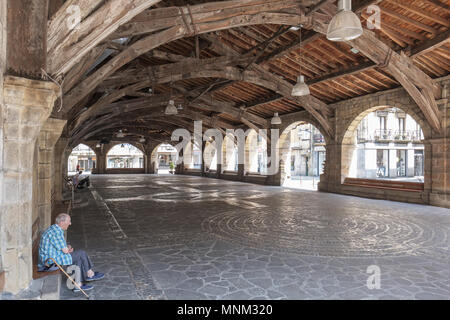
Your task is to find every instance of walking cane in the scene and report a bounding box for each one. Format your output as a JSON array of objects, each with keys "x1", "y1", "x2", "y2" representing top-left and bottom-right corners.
[{"x1": 45, "y1": 258, "x2": 92, "y2": 300}]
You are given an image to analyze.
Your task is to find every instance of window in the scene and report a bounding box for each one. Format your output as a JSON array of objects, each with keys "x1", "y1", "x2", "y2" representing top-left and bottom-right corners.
[
  {"x1": 376, "y1": 149, "x2": 389, "y2": 178},
  {"x1": 398, "y1": 118, "x2": 405, "y2": 132},
  {"x1": 379, "y1": 116, "x2": 386, "y2": 130},
  {"x1": 396, "y1": 150, "x2": 406, "y2": 177}
]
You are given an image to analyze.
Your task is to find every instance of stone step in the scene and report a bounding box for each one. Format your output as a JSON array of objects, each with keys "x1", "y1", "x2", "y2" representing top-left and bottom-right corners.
[{"x1": 40, "y1": 273, "x2": 61, "y2": 300}]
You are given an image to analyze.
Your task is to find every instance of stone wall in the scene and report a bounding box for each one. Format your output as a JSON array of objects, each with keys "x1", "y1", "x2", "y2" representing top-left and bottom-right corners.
[
  {"x1": 0, "y1": 76, "x2": 59, "y2": 294},
  {"x1": 0, "y1": 0, "x2": 7, "y2": 290}
]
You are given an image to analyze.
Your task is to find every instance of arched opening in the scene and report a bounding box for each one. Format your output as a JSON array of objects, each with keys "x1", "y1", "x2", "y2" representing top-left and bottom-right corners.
[
  {"x1": 245, "y1": 130, "x2": 267, "y2": 174},
  {"x1": 106, "y1": 143, "x2": 144, "y2": 169},
  {"x1": 204, "y1": 140, "x2": 218, "y2": 172},
  {"x1": 183, "y1": 140, "x2": 202, "y2": 170},
  {"x1": 68, "y1": 143, "x2": 96, "y2": 174},
  {"x1": 151, "y1": 143, "x2": 178, "y2": 174},
  {"x1": 343, "y1": 107, "x2": 426, "y2": 183},
  {"x1": 223, "y1": 134, "x2": 238, "y2": 172},
  {"x1": 280, "y1": 122, "x2": 326, "y2": 190}
]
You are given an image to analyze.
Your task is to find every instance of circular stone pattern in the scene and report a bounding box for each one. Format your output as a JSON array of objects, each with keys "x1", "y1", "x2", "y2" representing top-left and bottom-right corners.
[{"x1": 201, "y1": 206, "x2": 450, "y2": 258}]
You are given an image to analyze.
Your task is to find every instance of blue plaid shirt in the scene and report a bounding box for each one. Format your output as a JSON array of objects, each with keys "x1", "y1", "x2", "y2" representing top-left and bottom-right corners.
[{"x1": 38, "y1": 224, "x2": 73, "y2": 268}]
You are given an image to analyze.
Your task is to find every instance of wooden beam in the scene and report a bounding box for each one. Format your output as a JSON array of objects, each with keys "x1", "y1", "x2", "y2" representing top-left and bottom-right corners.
[
  {"x1": 410, "y1": 29, "x2": 450, "y2": 58},
  {"x1": 63, "y1": 5, "x2": 308, "y2": 112},
  {"x1": 386, "y1": 0, "x2": 450, "y2": 27},
  {"x1": 47, "y1": 0, "x2": 163, "y2": 76},
  {"x1": 6, "y1": 0, "x2": 49, "y2": 79}
]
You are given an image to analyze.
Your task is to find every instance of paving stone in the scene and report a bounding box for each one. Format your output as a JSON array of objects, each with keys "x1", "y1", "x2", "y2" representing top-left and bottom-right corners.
[
  {"x1": 248, "y1": 278, "x2": 273, "y2": 289},
  {"x1": 176, "y1": 278, "x2": 204, "y2": 291},
  {"x1": 221, "y1": 290, "x2": 252, "y2": 300},
  {"x1": 165, "y1": 289, "x2": 208, "y2": 300},
  {"x1": 199, "y1": 284, "x2": 229, "y2": 296}
]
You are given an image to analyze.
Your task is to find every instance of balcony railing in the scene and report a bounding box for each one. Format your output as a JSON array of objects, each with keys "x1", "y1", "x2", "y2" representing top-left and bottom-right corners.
[{"x1": 358, "y1": 130, "x2": 424, "y2": 143}]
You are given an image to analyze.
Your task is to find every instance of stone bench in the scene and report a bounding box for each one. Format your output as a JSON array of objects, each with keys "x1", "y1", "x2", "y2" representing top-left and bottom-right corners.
[{"x1": 343, "y1": 178, "x2": 424, "y2": 192}]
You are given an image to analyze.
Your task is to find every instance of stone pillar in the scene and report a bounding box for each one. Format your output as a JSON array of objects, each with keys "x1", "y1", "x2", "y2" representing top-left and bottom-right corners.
[
  {"x1": 36, "y1": 118, "x2": 66, "y2": 233},
  {"x1": 428, "y1": 138, "x2": 449, "y2": 208},
  {"x1": 318, "y1": 142, "x2": 349, "y2": 192},
  {"x1": 143, "y1": 142, "x2": 158, "y2": 174},
  {"x1": 95, "y1": 144, "x2": 107, "y2": 174},
  {"x1": 52, "y1": 136, "x2": 69, "y2": 202},
  {"x1": 201, "y1": 140, "x2": 207, "y2": 176},
  {"x1": 0, "y1": 76, "x2": 59, "y2": 294},
  {"x1": 176, "y1": 146, "x2": 184, "y2": 174}
]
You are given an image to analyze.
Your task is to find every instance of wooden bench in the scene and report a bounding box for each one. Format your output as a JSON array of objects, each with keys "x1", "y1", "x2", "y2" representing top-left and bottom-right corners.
[{"x1": 343, "y1": 178, "x2": 424, "y2": 192}]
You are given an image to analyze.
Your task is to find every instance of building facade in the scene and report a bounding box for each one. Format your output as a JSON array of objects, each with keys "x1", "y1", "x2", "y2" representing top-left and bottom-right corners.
[
  {"x1": 68, "y1": 144, "x2": 96, "y2": 173},
  {"x1": 288, "y1": 123, "x2": 326, "y2": 178},
  {"x1": 351, "y1": 108, "x2": 425, "y2": 181},
  {"x1": 107, "y1": 144, "x2": 144, "y2": 169}
]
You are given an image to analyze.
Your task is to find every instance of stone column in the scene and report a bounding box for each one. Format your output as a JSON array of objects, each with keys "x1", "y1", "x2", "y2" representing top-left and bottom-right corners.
[
  {"x1": 318, "y1": 142, "x2": 350, "y2": 192},
  {"x1": 201, "y1": 140, "x2": 207, "y2": 176},
  {"x1": 428, "y1": 138, "x2": 449, "y2": 208},
  {"x1": 36, "y1": 118, "x2": 66, "y2": 233},
  {"x1": 0, "y1": 76, "x2": 59, "y2": 294},
  {"x1": 95, "y1": 144, "x2": 107, "y2": 174},
  {"x1": 52, "y1": 136, "x2": 69, "y2": 202},
  {"x1": 143, "y1": 142, "x2": 158, "y2": 174}
]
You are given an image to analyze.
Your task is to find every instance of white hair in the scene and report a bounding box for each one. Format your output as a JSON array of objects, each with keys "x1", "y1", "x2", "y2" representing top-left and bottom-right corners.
[{"x1": 55, "y1": 213, "x2": 70, "y2": 224}]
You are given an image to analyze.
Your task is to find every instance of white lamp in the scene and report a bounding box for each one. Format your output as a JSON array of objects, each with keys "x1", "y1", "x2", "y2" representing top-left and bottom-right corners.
[
  {"x1": 292, "y1": 75, "x2": 310, "y2": 96},
  {"x1": 327, "y1": 0, "x2": 363, "y2": 42},
  {"x1": 165, "y1": 100, "x2": 178, "y2": 115},
  {"x1": 271, "y1": 112, "x2": 282, "y2": 125},
  {"x1": 116, "y1": 130, "x2": 125, "y2": 138},
  {"x1": 139, "y1": 136, "x2": 146, "y2": 143},
  {"x1": 291, "y1": 25, "x2": 310, "y2": 97}
]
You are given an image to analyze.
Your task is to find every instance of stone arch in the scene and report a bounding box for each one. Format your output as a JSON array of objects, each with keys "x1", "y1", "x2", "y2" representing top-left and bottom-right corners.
[
  {"x1": 222, "y1": 133, "x2": 239, "y2": 172},
  {"x1": 339, "y1": 103, "x2": 430, "y2": 184},
  {"x1": 67, "y1": 143, "x2": 98, "y2": 173},
  {"x1": 244, "y1": 129, "x2": 267, "y2": 174},
  {"x1": 105, "y1": 143, "x2": 145, "y2": 170},
  {"x1": 203, "y1": 140, "x2": 218, "y2": 171},
  {"x1": 340, "y1": 103, "x2": 432, "y2": 145},
  {"x1": 150, "y1": 142, "x2": 178, "y2": 173},
  {"x1": 278, "y1": 120, "x2": 328, "y2": 187}
]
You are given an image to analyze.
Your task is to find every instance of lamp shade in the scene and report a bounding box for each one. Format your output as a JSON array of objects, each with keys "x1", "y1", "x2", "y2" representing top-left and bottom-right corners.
[
  {"x1": 116, "y1": 130, "x2": 125, "y2": 138},
  {"x1": 139, "y1": 137, "x2": 146, "y2": 143},
  {"x1": 165, "y1": 100, "x2": 178, "y2": 115},
  {"x1": 291, "y1": 75, "x2": 310, "y2": 96},
  {"x1": 326, "y1": 0, "x2": 363, "y2": 41},
  {"x1": 271, "y1": 112, "x2": 282, "y2": 125}
]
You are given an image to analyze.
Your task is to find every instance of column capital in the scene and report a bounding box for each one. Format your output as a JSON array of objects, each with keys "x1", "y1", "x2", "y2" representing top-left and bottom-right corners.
[
  {"x1": 3, "y1": 75, "x2": 60, "y2": 109},
  {"x1": 39, "y1": 118, "x2": 67, "y2": 149}
]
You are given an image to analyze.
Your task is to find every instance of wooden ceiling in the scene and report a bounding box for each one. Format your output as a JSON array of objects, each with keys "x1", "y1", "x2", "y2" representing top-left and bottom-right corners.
[{"x1": 50, "y1": 0, "x2": 450, "y2": 145}]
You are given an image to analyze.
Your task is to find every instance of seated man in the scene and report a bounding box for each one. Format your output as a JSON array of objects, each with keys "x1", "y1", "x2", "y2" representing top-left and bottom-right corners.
[
  {"x1": 73, "y1": 171, "x2": 90, "y2": 189},
  {"x1": 38, "y1": 213, "x2": 104, "y2": 292}
]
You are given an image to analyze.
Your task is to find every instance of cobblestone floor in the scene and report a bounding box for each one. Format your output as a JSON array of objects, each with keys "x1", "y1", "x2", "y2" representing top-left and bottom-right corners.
[{"x1": 60, "y1": 174, "x2": 450, "y2": 300}]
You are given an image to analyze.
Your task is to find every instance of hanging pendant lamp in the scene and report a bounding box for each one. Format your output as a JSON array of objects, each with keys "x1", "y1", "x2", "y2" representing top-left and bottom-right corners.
[
  {"x1": 271, "y1": 112, "x2": 282, "y2": 125},
  {"x1": 292, "y1": 75, "x2": 310, "y2": 96},
  {"x1": 165, "y1": 99, "x2": 178, "y2": 115},
  {"x1": 327, "y1": 0, "x2": 363, "y2": 42},
  {"x1": 116, "y1": 130, "x2": 125, "y2": 138},
  {"x1": 291, "y1": 26, "x2": 310, "y2": 97}
]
